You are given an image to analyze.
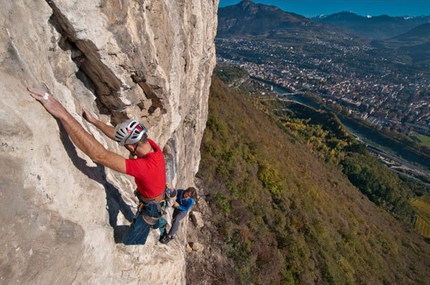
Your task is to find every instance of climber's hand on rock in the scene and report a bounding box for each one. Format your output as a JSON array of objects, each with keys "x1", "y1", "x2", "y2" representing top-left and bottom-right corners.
[
  {"x1": 82, "y1": 107, "x2": 96, "y2": 124},
  {"x1": 27, "y1": 87, "x2": 68, "y2": 120}
]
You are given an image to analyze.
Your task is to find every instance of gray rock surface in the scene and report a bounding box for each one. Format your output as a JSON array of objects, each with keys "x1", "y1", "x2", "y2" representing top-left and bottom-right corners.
[{"x1": 0, "y1": 0, "x2": 218, "y2": 284}]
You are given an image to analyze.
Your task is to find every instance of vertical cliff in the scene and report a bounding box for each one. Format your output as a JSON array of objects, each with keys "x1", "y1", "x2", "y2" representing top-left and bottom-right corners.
[{"x1": 0, "y1": 0, "x2": 218, "y2": 284}]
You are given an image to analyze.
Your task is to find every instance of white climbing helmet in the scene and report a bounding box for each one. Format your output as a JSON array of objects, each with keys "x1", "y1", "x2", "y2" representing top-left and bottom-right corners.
[{"x1": 114, "y1": 119, "x2": 147, "y2": 146}]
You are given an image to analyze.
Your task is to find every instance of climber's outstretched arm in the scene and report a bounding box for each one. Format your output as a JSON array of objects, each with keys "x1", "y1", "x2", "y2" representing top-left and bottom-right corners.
[
  {"x1": 82, "y1": 108, "x2": 116, "y2": 141},
  {"x1": 28, "y1": 87, "x2": 127, "y2": 174}
]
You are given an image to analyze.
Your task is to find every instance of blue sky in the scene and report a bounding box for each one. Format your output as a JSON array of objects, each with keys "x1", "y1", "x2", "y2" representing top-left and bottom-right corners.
[{"x1": 218, "y1": 0, "x2": 430, "y2": 17}]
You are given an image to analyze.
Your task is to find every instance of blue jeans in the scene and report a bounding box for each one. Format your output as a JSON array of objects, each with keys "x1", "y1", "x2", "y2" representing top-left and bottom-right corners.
[{"x1": 123, "y1": 202, "x2": 161, "y2": 245}]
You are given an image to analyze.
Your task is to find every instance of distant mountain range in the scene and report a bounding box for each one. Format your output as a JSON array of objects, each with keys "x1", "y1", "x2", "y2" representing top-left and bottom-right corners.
[
  {"x1": 217, "y1": 1, "x2": 339, "y2": 37},
  {"x1": 218, "y1": 1, "x2": 430, "y2": 40},
  {"x1": 313, "y1": 11, "x2": 430, "y2": 39},
  {"x1": 217, "y1": 0, "x2": 430, "y2": 64},
  {"x1": 371, "y1": 23, "x2": 430, "y2": 63}
]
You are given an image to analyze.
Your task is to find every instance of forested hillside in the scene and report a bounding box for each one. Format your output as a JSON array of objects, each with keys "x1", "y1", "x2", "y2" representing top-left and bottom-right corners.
[{"x1": 193, "y1": 75, "x2": 430, "y2": 284}]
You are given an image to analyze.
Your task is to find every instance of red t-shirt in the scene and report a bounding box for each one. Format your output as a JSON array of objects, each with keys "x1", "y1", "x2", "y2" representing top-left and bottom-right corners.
[{"x1": 125, "y1": 138, "x2": 166, "y2": 199}]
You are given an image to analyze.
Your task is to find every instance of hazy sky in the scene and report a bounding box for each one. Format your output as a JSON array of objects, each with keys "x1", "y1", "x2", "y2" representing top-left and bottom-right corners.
[{"x1": 218, "y1": 0, "x2": 430, "y2": 17}]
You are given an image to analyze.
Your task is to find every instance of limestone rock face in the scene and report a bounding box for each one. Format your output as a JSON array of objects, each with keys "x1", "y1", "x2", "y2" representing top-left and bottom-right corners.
[{"x1": 0, "y1": 0, "x2": 218, "y2": 284}]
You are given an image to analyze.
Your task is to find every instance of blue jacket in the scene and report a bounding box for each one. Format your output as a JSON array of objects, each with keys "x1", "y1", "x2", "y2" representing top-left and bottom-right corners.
[{"x1": 176, "y1": 189, "x2": 194, "y2": 212}]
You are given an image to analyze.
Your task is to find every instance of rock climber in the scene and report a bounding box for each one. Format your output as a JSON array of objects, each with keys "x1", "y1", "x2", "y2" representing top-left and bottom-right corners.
[
  {"x1": 27, "y1": 87, "x2": 166, "y2": 245},
  {"x1": 160, "y1": 187, "x2": 197, "y2": 244}
]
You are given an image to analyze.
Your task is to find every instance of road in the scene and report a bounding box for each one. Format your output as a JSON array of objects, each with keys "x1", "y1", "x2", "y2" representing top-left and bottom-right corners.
[{"x1": 351, "y1": 133, "x2": 430, "y2": 183}]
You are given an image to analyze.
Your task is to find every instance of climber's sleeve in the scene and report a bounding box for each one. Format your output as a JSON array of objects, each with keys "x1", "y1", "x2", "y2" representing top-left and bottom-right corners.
[{"x1": 178, "y1": 198, "x2": 194, "y2": 212}]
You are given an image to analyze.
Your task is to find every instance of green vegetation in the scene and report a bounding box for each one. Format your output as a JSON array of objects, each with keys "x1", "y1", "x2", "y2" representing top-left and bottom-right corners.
[
  {"x1": 273, "y1": 101, "x2": 422, "y2": 221},
  {"x1": 197, "y1": 71, "x2": 430, "y2": 284},
  {"x1": 413, "y1": 133, "x2": 430, "y2": 147},
  {"x1": 213, "y1": 65, "x2": 248, "y2": 86},
  {"x1": 412, "y1": 196, "x2": 430, "y2": 238}
]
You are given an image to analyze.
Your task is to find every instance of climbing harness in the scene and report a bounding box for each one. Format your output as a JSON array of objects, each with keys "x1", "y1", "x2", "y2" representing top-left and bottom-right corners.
[
  {"x1": 131, "y1": 187, "x2": 167, "y2": 226},
  {"x1": 130, "y1": 183, "x2": 178, "y2": 226}
]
